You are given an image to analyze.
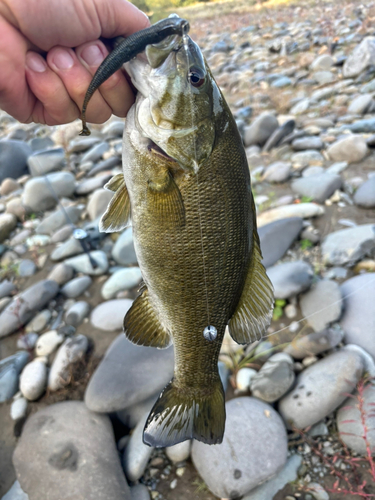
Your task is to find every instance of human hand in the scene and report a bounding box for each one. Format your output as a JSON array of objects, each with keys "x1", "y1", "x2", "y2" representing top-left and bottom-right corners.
[{"x1": 0, "y1": 0, "x2": 149, "y2": 126}]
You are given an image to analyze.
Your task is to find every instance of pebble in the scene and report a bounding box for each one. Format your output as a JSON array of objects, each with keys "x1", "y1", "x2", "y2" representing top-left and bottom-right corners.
[
  {"x1": 236, "y1": 367, "x2": 257, "y2": 392},
  {"x1": 35, "y1": 330, "x2": 64, "y2": 356},
  {"x1": 299, "y1": 279, "x2": 342, "y2": 332},
  {"x1": 27, "y1": 147, "x2": 65, "y2": 176},
  {"x1": 13, "y1": 401, "x2": 131, "y2": 500},
  {"x1": 291, "y1": 150, "x2": 324, "y2": 167},
  {"x1": 258, "y1": 217, "x2": 303, "y2": 268},
  {"x1": 123, "y1": 412, "x2": 154, "y2": 482},
  {"x1": 284, "y1": 325, "x2": 344, "y2": 359},
  {"x1": 80, "y1": 141, "x2": 109, "y2": 163},
  {"x1": 85, "y1": 334, "x2": 174, "y2": 412},
  {"x1": 166, "y1": 440, "x2": 191, "y2": 463},
  {"x1": 353, "y1": 176, "x2": 375, "y2": 208},
  {"x1": 0, "y1": 213, "x2": 17, "y2": 243},
  {"x1": 278, "y1": 349, "x2": 363, "y2": 429},
  {"x1": 48, "y1": 335, "x2": 89, "y2": 391},
  {"x1": 36, "y1": 205, "x2": 83, "y2": 236},
  {"x1": 129, "y1": 484, "x2": 150, "y2": 500},
  {"x1": 0, "y1": 280, "x2": 59, "y2": 338},
  {"x1": 112, "y1": 228, "x2": 138, "y2": 265},
  {"x1": 0, "y1": 279, "x2": 16, "y2": 298},
  {"x1": 101, "y1": 267, "x2": 142, "y2": 299},
  {"x1": 343, "y1": 36, "x2": 375, "y2": 77},
  {"x1": 343, "y1": 344, "x2": 375, "y2": 378},
  {"x1": 0, "y1": 177, "x2": 21, "y2": 196},
  {"x1": 1, "y1": 480, "x2": 29, "y2": 500},
  {"x1": 50, "y1": 237, "x2": 84, "y2": 261},
  {"x1": 18, "y1": 259, "x2": 37, "y2": 277},
  {"x1": 267, "y1": 261, "x2": 314, "y2": 299},
  {"x1": 244, "y1": 113, "x2": 279, "y2": 147},
  {"x1": 65, "y1": 250, "x2": 109, "y2": 275},
  {"x1": 19, "y1": 358, "x2": 47, "y2": 401},
  {"x1": 17, "y1": 332, "x2": 39, "y2": 350},
  {"x1": 0, "y1": 140, "x2": 32, "y2": 183},
  {"x1": 50, "y1": 224, "x2": 73, "y2": 243},
  {"x1": 65, "y1": 301, "x2": 90, "y2": 327},
  {"x1": 263, "y1": 120, "x2": 295, "y2": 151},
  {"x1": 307, "y1": 483, "x2": 330, "y2": 500},
  {"x1": 321, "y1": 224, "x2": 375, "y2": 266},
  {"x1": 250, "y1": 353, "x2": 295, "y2": 403},
  {"x1": 257, "y1": 203, "x2": 324, "y2": 227},
  {"x1": 90, "y1": 298, "x2": 132, "y2": 331},
  {"x1": 291, "y1": 173, "x2": 342, "y2": 203},
  {"x1": 47, "y1": 262, "x2": 74, "y2": 285},
  {"x1": 261, "y1": 161, "x2": 292, "y2": 183},
  {"x1": 340, "y1": 274, "x2": 375, "y2": 358},
  {"x1": 22, "y1": 172, "x2": 75, "y2": 212},
  {"x1": 0, "y1": 352, "x2": 30, "y2": 403},
  {"x1": 191, "y1": 397, "x2": 287, "y2": 498},
  {"x1": 292, "y1": 137, "x2": 323, "y2": 151},
  {"x1": 347, "y1": 93, "x2": 374, "y2": 114},
  {"x1": 310, "y1": 54, "x2": 334, "y2": 71},
  {"x1": 25, "y1": 309, "x2": 51, "y2": 333},
  {"x1": 61, "y1": 275, "x2": 92, "y2": 298},
  {"x1": 87, "y1": 188, "x2": 113, "y2": 220},
  {"x1": 75, "y1": 174, "x2": 112, "y2": 195},
  {"x1": 327, "y1": 135, "x2": 368, "y2": 164}
]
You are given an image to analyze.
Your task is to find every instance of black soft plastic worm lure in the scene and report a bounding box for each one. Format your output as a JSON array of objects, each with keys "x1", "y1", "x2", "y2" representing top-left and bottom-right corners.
[{"x1": 80, "y1": 16, "x2": 190, "y2": 136}]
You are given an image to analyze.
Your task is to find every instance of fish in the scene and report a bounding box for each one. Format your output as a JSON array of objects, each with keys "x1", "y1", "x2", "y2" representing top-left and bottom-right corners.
[{"x1": 88, "y1": 16, "x2": 274, "y2": 447}]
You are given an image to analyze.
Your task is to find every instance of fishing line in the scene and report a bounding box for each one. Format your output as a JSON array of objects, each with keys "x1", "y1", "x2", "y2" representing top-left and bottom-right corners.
[{"x1": 182, "y1": 31, "x2": 215, "y2": 339}]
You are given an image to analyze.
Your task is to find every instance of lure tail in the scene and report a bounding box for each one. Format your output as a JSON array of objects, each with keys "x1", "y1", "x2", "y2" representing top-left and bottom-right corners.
[{"x1": 143, "y1": 376, "x2": 225, "y2": 447}]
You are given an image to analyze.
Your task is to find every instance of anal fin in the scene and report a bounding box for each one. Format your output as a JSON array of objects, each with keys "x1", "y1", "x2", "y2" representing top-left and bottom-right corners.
[
  {"x1": 124, "y1": 287, "x2": 172, "y2": 349},
  {"x1": 100, "y1": 173, "x2": 131, "y2": 233},
  {"x1": 228, "y1": 229, "x2": 274, "y2": 344}
]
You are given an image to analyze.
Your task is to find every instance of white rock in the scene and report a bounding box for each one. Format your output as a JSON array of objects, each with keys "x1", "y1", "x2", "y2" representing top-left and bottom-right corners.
[
  {"x1": 19, "y1": 359, "x2": 47, "y2": 401},
  {"x1": 10, "y1": 397, "x2": 28, "y2": 420},
  {"x1": 35, "y1": 330, "x2": 64, "y2": 356},
  {"x1": 48, "y1": 335, "x2": 88, "y2": 391},
  {"x1": 257, "y1": 203, "x2": 324, "y2": 227},
  {"x1": 166, "y1": 440, "x2": 192, "y2": 463},
  {"x1": 236, "y1": 367, "x2": 258, "y2": 391}
]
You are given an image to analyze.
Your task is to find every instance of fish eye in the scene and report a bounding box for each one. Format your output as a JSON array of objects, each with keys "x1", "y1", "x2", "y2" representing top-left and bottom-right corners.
[{"x1": 188, "y1": 67, "x2": 205, "y2": 87}]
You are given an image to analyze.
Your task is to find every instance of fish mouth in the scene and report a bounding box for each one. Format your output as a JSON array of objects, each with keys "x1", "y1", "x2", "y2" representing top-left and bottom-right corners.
[{"x1": 147, "y1": 139, "x2": 177, "y2": 162}]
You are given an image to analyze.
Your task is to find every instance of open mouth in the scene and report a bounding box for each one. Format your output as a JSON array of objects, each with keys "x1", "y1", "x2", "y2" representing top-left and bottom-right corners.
[{"x1": 147, "y1": 140, "x2": 176, "y2": 161}]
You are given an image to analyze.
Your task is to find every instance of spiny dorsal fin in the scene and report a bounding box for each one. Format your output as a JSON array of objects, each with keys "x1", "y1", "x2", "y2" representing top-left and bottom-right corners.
[
  {"x1": 228, "y1": 228, "x2": 274, "y2": 344},
  {"x1": 100, "y1": 174, "x2": 131, "y2": 233},
  {"x1": 124, "y1": 287, "x2": 172, "y2": 349},
  {"x1": 147, "y1": 170, "x2": 185, "y2": 228}
]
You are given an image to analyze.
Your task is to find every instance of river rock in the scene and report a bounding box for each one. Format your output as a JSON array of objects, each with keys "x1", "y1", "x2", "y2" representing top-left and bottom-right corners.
[
  {"x1": 17, "y1": 332, "x2": 39, "y2": 350},
  {"x1": 1, "y1": 481, "x2": 29, "y2": 500},
  {"x1": 348, "y1": 94, "x2": 374, "y2": 114},
  {"x1": 267, "y1": 261, "x2": 314, "y2": 299},
  {"x1": 75, "y1": 174, "x2": 112, "y2": 195},
  {"x1": 0, "y1": 140, "x2": 32, "y2": 183},
  {"x1": 0, "y1": 178, "x2": 21, "y2": 196},
  {"x1": 90, "y1": 299, "x2": 132, "y2": 331},
  {"x1": 292, "y1": 137, "x2": 323, "y2": 151},
  {"x1": 65, "y1": 250, "x2": 108, "y2": 275},
  {"x1": 80, "y1": 141, "x2": 109, "y2": 163},
  {"x1": 85, "y1": 334, "x2": 174, "y2": 412},
  {"x1": 18, "y1": 259, "x2": 36, "y2": 277},
  {"x1": 36, "y1": 206, "x2": 83, "y2": 235},
  {"x1": 337, "y1": 383, "x2": 375, "y2": 454},
  {"x1": 261, "y1": 162, "x2": 291, "y2": 183},
  {"x1": 0, "y1": 352, "x2": 30, "y2": 403},
  {"x1": 48, "y1": 335, "x2": 89, "y2": 391},
  {"x1": 101, "y1": 267, "x2": 142, "y2": 299},
  {"x1": 236, "y1": 367, "x2": 257, "y2": 392},
  {"x1": 65, "y1": 301, "x2": 90, "y2": 327},
  {"x1": 299, "y1": 279, "x2": 342, "y2": 332},
  {"x1": 257, "y1": 203, "x2": 324, "y2": 227},
  {"x1": 263, "y1": 119, "x2": 295, "y2": 151},
  {"x1": 340, "y1": 274, "x2": 375, "y2": 359},
  {"x1": 10, "y1": 397, "x2": 28, "y2": 421},
  {"x1": 47, "y1": 263, "x2": 74, "y2": 285},
  {"x1": 278, "y1": 349, "x2": 364, "y2": 429},
  {"x1": 0, "y1": 280, "x2": 59, "y2": 338},
  {"x1": 166, "y1": 440, "x2": 191, "y2": 463},
  {"x1": 61, "y1": 276, "x2": 92, "y2": 298},
  {"x1": 321, "y1": 224, "x2": 375, "y2": 266},
  {"x1": 284, "y1": 325, "x2": 344, "y2": 359},
  {"x1": 35, "y1": 330, "x2": 64, "y2": 356},
  {"x1": 291, "y1": 173, "x2": 342, "y2": 203},
  {"x1": 0, "y1": 213, "x2": 17, "y2": 242},
  {"x1": 129, "y1": 484, "x2": 150, "y2": 500},
  {"x1": 22, "y1": 172, "x2": 75, "y2": 212},
  {"x1": 112, "y1": 228, "x2": 138, "y2": 265},
  {"x1": 50, "y1": 237, "x2": 83, "y2": 261},
  {"x1": 191, "y1": 397, "x2": 287, "y2": 499},
  {"x1": 353, "y1": 176, "x2": 375, "y2": 208},
  {"x1": 343, "y1": 37, "x2": 375, "y2": 78},
  {"x1": 327, "y1": 135, "x2": 368, "y2": 163},
  {"x1": 291, "y1": 150, "x2": 324, "y2": 167},
  {"x1": 244, "y1": 113, "x2": 279, "y2": 147},
  {"x1": 27, "y1": 148, "x2": 66, "y2": 176},
  {"x1": 311, "y1": 54, "x2": 334, "y2": 71},
  {"x1": 123, "y1": 412, "x2": 153, "y2": 482},
  {"x1": 0, "y1": 279, "x2": 16, "y2": 299},
  {"x1": 87, "y1": 188, "x2": 113, "y2": 221},
  {"x1": 250, "y1": 353, "x2": 295, "y2": 403},
  {"x1": 19, "y1": 358, "x2": 47, "y2": 401},
  {"x1": 13, "y1": 401, "x2": 131, "y2": 500}
]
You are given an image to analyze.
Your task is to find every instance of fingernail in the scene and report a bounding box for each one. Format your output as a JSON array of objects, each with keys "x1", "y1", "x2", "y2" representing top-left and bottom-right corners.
[
  {"x1": 80, "y1": 44, "x2": 105, "y2": 66},
  {"x1": 26, "y1": 53, "x2": 47, "y2": 72},
  {"x1": 52, "y1": 48, "x2": 74, "y2": 70}
]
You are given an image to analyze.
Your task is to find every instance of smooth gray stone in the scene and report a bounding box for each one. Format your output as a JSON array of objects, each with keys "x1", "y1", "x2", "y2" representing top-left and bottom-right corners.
[
  {"x1": 90, "y1": 299, "x2": 132, "y2": 331},
  {"x1": 0, "y1": 352, "x2": 30, "y2": 402},
  {"x1": 65, "y1": 250, "x2": 108, "y2": 275},
  {"x1": 18, "y1": 259, "x2": 37, "y2": 277},
  {"x1": 313, "y1": 70, "x2": 335, "y2": 85},
  {"x1": 258, "y1": 217, "x2": 303, "y2": 268},
  {"x1": 278, "y1": 349, "x2": 364, "y2": 429},
  {"x1": 0, "y1": 279, "x2": 16, "y2": 299},
  {"x1": 28, "y1": 137, "x2": 54, "y2": 152},
  {"x1": 271, "y1": 76, "x2": 292, "y2": 88},
  {"x1": 68, "y1": 137, "x2": 101, "y2": 153},
  {"x1": 61, "y1": 276, "x2": 92, "y2": 298},
  {"x1": 36, "y1": 206, "x2": 84, "y2": 235},
  {"x1": 1, "y1": 481, "x2": 29, "y2": 500},
  {"x1": 267, "y1": 261, "x2": 314, "y2": 299},
  {"x1": 291, "y1": 150, "x2": 324, "y2": 166},
  {"x1": 10, "y1": 229, "x2": 31, "y2": 246},
  {"x1": 65, "y1": 301, "x2": 90, "y2": 327},
  {"x1": 47, "y1": 263, "x2": 74, "y2": 285},
  {"x1": 85, "y1": 334, "x2": 174, "y2": 413},
  {"x1": 0, "y1": 140, "x2": 32, "y2": 183},
  {"x1": 244, "y1": 113, "x2": 279, "y2": 147},
  {"x1": 0, "y1": 213, "x2": 17, "y2": 243},
  {"x1": 326, "y1": 162, "x2": 349, "y2": 174},
  {"x1": 337, "y1": 383, "x2": 375, "y2": 454},
  {"x1": 75, "y1": 174, "x2": 112, "y2": 195},
  {"x1": 263, "y1": 119, "x2": 295, "y2": 151},
  {"x1": 191, "y1": 397, "x2": 287, "y2": 499},
  {"x1": 25, "y1": 310, "x2": 51, "y2": 333},
  {"x1": 22, "y1": 172, "x2": 75, "y2": 212},
  {"x1": 340, "y1": 274, "x2": 375, "y2": 358},
  {"x1": 87, "y1": 188, "x2": 113, "y2": 221},
  {"x1": 290, "y1": 98, "x2": 310, "y2": 115},
  {"x1": 327, "y1": 135, "x2": 368, "y2": 164},
  {"x1": 348, "y1": 94, "x2": 374, "y2": 114},
  {"x1": 321, "y1": 224, "x2": 375, "y2": 266},
  {"x1": 343, "y1": 36, "x2": 375, "y2": 77},
  {"x1": 13, "y1": 401, "x2": 131, "y2": 500},
  {"x1": 299, "y1": 279, "x2": 342, "y2": 332},
  {"x1": 0, "y1": 280, "x2": 59, "y2": 338},
  {"x1": 27, "y1": 147, "x2": 66, "y2": 176},
  {"x1": 343, "y1": 117, "x2": 375, "y2": 133},
  {"x1": 292, "y1": 137, "x2": 323, "y2": 151},
  {"x1": 51, "y1": 238, "x2": 83, "y2": 261},
  {"x1": 242, "y1": 454, "x2": 302, "y2": 500},
  {"x1": 87, "y1": 156, "x2": 120, "y2": 177},
  {"x1": 101, "y1": 267, "x2": 142, "y2": 299},
  {"x1": 51, "y1": 225, "x2": 73, "y2": 243},
  {"x1": 284, "y1": 325, "x2": 344, "y2": 359},
  {"x1": 166, "y1": 440, "x2": 191, "y2": 464},
  {"x1": 353, "y1": 176, "x2": 375, "y2": 208},
  {"x1": 343, "y1": 344, "x2": 375, "y2": 378},
  {"x1": 102, "y1": 120, "x2": 125, "y2": 138},
  {"x1": 250, "y1": 353, "x2": 295, "y2": 403},
  {"x1": 129, "y1": 484, "x2": 150, "y2": 500},
  {"x1": 262, "y1": 161, "x2": 291, "y2": 183},
  {"x1": 311, "y1": 54, "x2": 334, "y2": 71},
  {"x1": 291, "y1": 173, "x2": 342, "y2": 203},
  {"x1": 112, "y1": 228, "x2": 138, "y2": 266},
  {"x1": 80, "y1": 141, "x2": 109, "y2": 163},
  {"x1": 123, "y1": 412, "x2": 153, "y2": 482}
]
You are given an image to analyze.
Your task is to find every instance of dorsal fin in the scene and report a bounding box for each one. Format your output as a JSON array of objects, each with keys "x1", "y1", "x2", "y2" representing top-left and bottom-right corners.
[{"x1": 100, "y1": 173, "x2": 131, "y2": 233}]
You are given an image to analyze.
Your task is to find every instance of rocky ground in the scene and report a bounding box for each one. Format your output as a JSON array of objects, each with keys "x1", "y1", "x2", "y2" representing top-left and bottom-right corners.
[{"x1": 1, "y1": 0, "x2": 375, "y2": 499}]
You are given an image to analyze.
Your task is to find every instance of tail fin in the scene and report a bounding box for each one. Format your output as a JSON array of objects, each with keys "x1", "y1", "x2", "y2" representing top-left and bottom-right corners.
[{"x1": 143, "y1": 377, "x2": 225, "y2": 447}]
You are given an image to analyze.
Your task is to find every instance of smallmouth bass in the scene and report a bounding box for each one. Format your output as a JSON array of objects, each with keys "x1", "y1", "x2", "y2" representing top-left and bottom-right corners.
[{"x1": 82, "y1": 16, "x2": 274, "y2": 447}]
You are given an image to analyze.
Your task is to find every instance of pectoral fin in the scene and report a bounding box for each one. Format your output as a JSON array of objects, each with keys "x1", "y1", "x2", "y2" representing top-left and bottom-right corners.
[
  {"x1": 100, "y1": 174, "x2": 131, "y2": 233},
  {"x1": 124, "y1": 287, "x2": 172, "y2": 349},
  {"x1": 147, "y1": 170, "x2": 185, "y2": 228},
  {"x1": 228, "y1": 229, "x2": 274, "y2": 344}
]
